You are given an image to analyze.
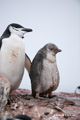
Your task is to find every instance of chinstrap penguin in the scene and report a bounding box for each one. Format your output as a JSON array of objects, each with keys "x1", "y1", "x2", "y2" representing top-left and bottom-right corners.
[
  {"x1": 30, "y1": 43, "x2": 61, "y2": 98},
  {"x1": 0, "y1": 23, "x2": 32, "y2": 91}
]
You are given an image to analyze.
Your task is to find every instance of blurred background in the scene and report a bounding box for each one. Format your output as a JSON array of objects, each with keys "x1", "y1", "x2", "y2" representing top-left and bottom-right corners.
[{"x1": 0, "y1": 0, "x2": 80, "y2": 93}]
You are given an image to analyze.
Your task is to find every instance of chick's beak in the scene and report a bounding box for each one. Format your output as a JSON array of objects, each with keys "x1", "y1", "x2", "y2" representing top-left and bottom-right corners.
[
  {"x1": 22, "y1": 28, "x2": 33, "y2": 32},
  {"x1": 56, "y1": 49, "x2": 62, "y2": 53},
  {"x1": 58, "y1": 49, "x2": 62, "y2": 52}
]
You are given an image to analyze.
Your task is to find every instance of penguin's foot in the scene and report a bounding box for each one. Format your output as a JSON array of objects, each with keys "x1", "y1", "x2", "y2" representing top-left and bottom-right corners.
[
  {"x1": 35, "y1": 93, "x2": 44, "y2": 99},
  {"x1": 40, "y1": 93, "x2": 48, "y2": 98},
  {"x1": 35, "y1": 93, "x2": 40, "y2": 98},
  {"x1": 48, "y1": 92, "x2": 57, "y2": 98}
]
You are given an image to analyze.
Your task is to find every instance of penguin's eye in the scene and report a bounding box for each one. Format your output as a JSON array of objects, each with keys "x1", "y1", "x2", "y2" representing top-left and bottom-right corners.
[
  {"x1": 50, "y1": 48, "x2": 53, "y2": 50},
  {"x1": 13, "y1": 27, "x2": 18, "y2": 31}
]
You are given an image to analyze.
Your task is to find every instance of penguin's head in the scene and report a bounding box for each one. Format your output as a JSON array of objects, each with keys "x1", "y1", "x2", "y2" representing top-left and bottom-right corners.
[
  {"x1": 8, "y1": 23, "x2": 32, "y2": 38},
  {"x1": 1, "y1": 23, "x2": 32, "y2": 39},
  {"x1": 46, "y1": 43, "x2": 62, "y2": 56},
  {"x1": 41, "y1": 43, "x2": 61, "y2": 63}
]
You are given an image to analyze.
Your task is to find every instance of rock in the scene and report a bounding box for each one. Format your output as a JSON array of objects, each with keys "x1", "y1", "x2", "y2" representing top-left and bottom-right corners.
[
  {"x1": 3, "y1": 88, "x2": 80, "y2": 120},
  {"x1": 0, "y1": 76, "x2": 11, "y2": 112},
  {"x1": 11, "y1": 103, "x2": 18, "y2": 110},
  {"x1": 0, "y1": 112, "x2": 13, "y2": 120},
  {"x1": 28, "y1": 103, "x2": 34, "y2": 108}
]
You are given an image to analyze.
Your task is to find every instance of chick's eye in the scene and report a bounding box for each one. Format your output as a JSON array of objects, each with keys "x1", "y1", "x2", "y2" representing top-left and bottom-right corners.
[{"x1": 50, "y1": 48, "x2": 53, "y2": 50}]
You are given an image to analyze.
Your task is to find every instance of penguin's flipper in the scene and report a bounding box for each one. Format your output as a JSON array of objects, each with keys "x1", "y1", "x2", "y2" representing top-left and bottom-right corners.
[
  {"x1": 0, "y1": 38, "x2": 2, "y2": 49},
  {"x1": 25, "y1": 53, "x2": 31, "y2": 74},
  {"x1": 30, "y1": 51, "x2": 44, "y2": 97}
]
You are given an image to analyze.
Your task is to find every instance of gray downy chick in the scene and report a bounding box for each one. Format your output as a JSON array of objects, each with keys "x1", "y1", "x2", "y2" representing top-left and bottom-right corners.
[
  {"x1": 75, "y1": 86, "x2": 80, "y2": 94},
  {"x1": 30, "y1": 43, "x2": 61, "y2": 98}
]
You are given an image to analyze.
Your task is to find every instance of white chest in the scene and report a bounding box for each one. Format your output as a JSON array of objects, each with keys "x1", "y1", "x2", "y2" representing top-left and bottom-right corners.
[
  {"x1": 1, "y1": 34, "x2": 25, "y2": 65},
  {"x1": 0, "y1": 34, "x2": 25, "y2": 90},
  {"x1": 42, "y1": 59, "x2": 59, "y2": 79},
  {"x1": 40, "y1": 59, "x2": 59, "y2": 92}
]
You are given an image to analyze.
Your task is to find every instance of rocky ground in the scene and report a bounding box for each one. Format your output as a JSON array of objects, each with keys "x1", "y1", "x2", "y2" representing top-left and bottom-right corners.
[{"x1": 1, "y1": 89, "x2": 80, "y2": 120}]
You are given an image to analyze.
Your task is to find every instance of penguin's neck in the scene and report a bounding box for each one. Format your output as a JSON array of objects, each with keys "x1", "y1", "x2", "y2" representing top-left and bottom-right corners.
[
  {"x1": 46, "y1": 52, "x2": 56, "y2": 63},
  {"x1": 10, "y1": 33, "x2": 23, "y2": 43},
  {"x1": 3, "y1": 33, "x2": 24, "y2": 49}
]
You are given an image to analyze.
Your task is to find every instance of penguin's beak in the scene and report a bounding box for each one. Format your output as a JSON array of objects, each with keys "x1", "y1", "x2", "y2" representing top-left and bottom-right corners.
[
  {"x1": 22, "y1": 28, "x2": 33, "y2": 32},
  {"x1": 58, "y1": 49, "x2": 62, "y2": 52},
  {"x1": 56, "y1": 49, "x2": 62, "y2": 54}
]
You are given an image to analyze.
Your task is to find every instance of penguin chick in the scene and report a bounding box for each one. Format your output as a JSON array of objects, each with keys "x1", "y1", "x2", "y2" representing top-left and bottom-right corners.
[
  {"x1": 75, "y1": 86, "x2": 80, "y2": 94},
  {"x1": 30, "y1": 43, "x2": 61, "y2": 98},
  {"x1": 0, "y1": 23, "x2": 32, "y2": 91}
]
